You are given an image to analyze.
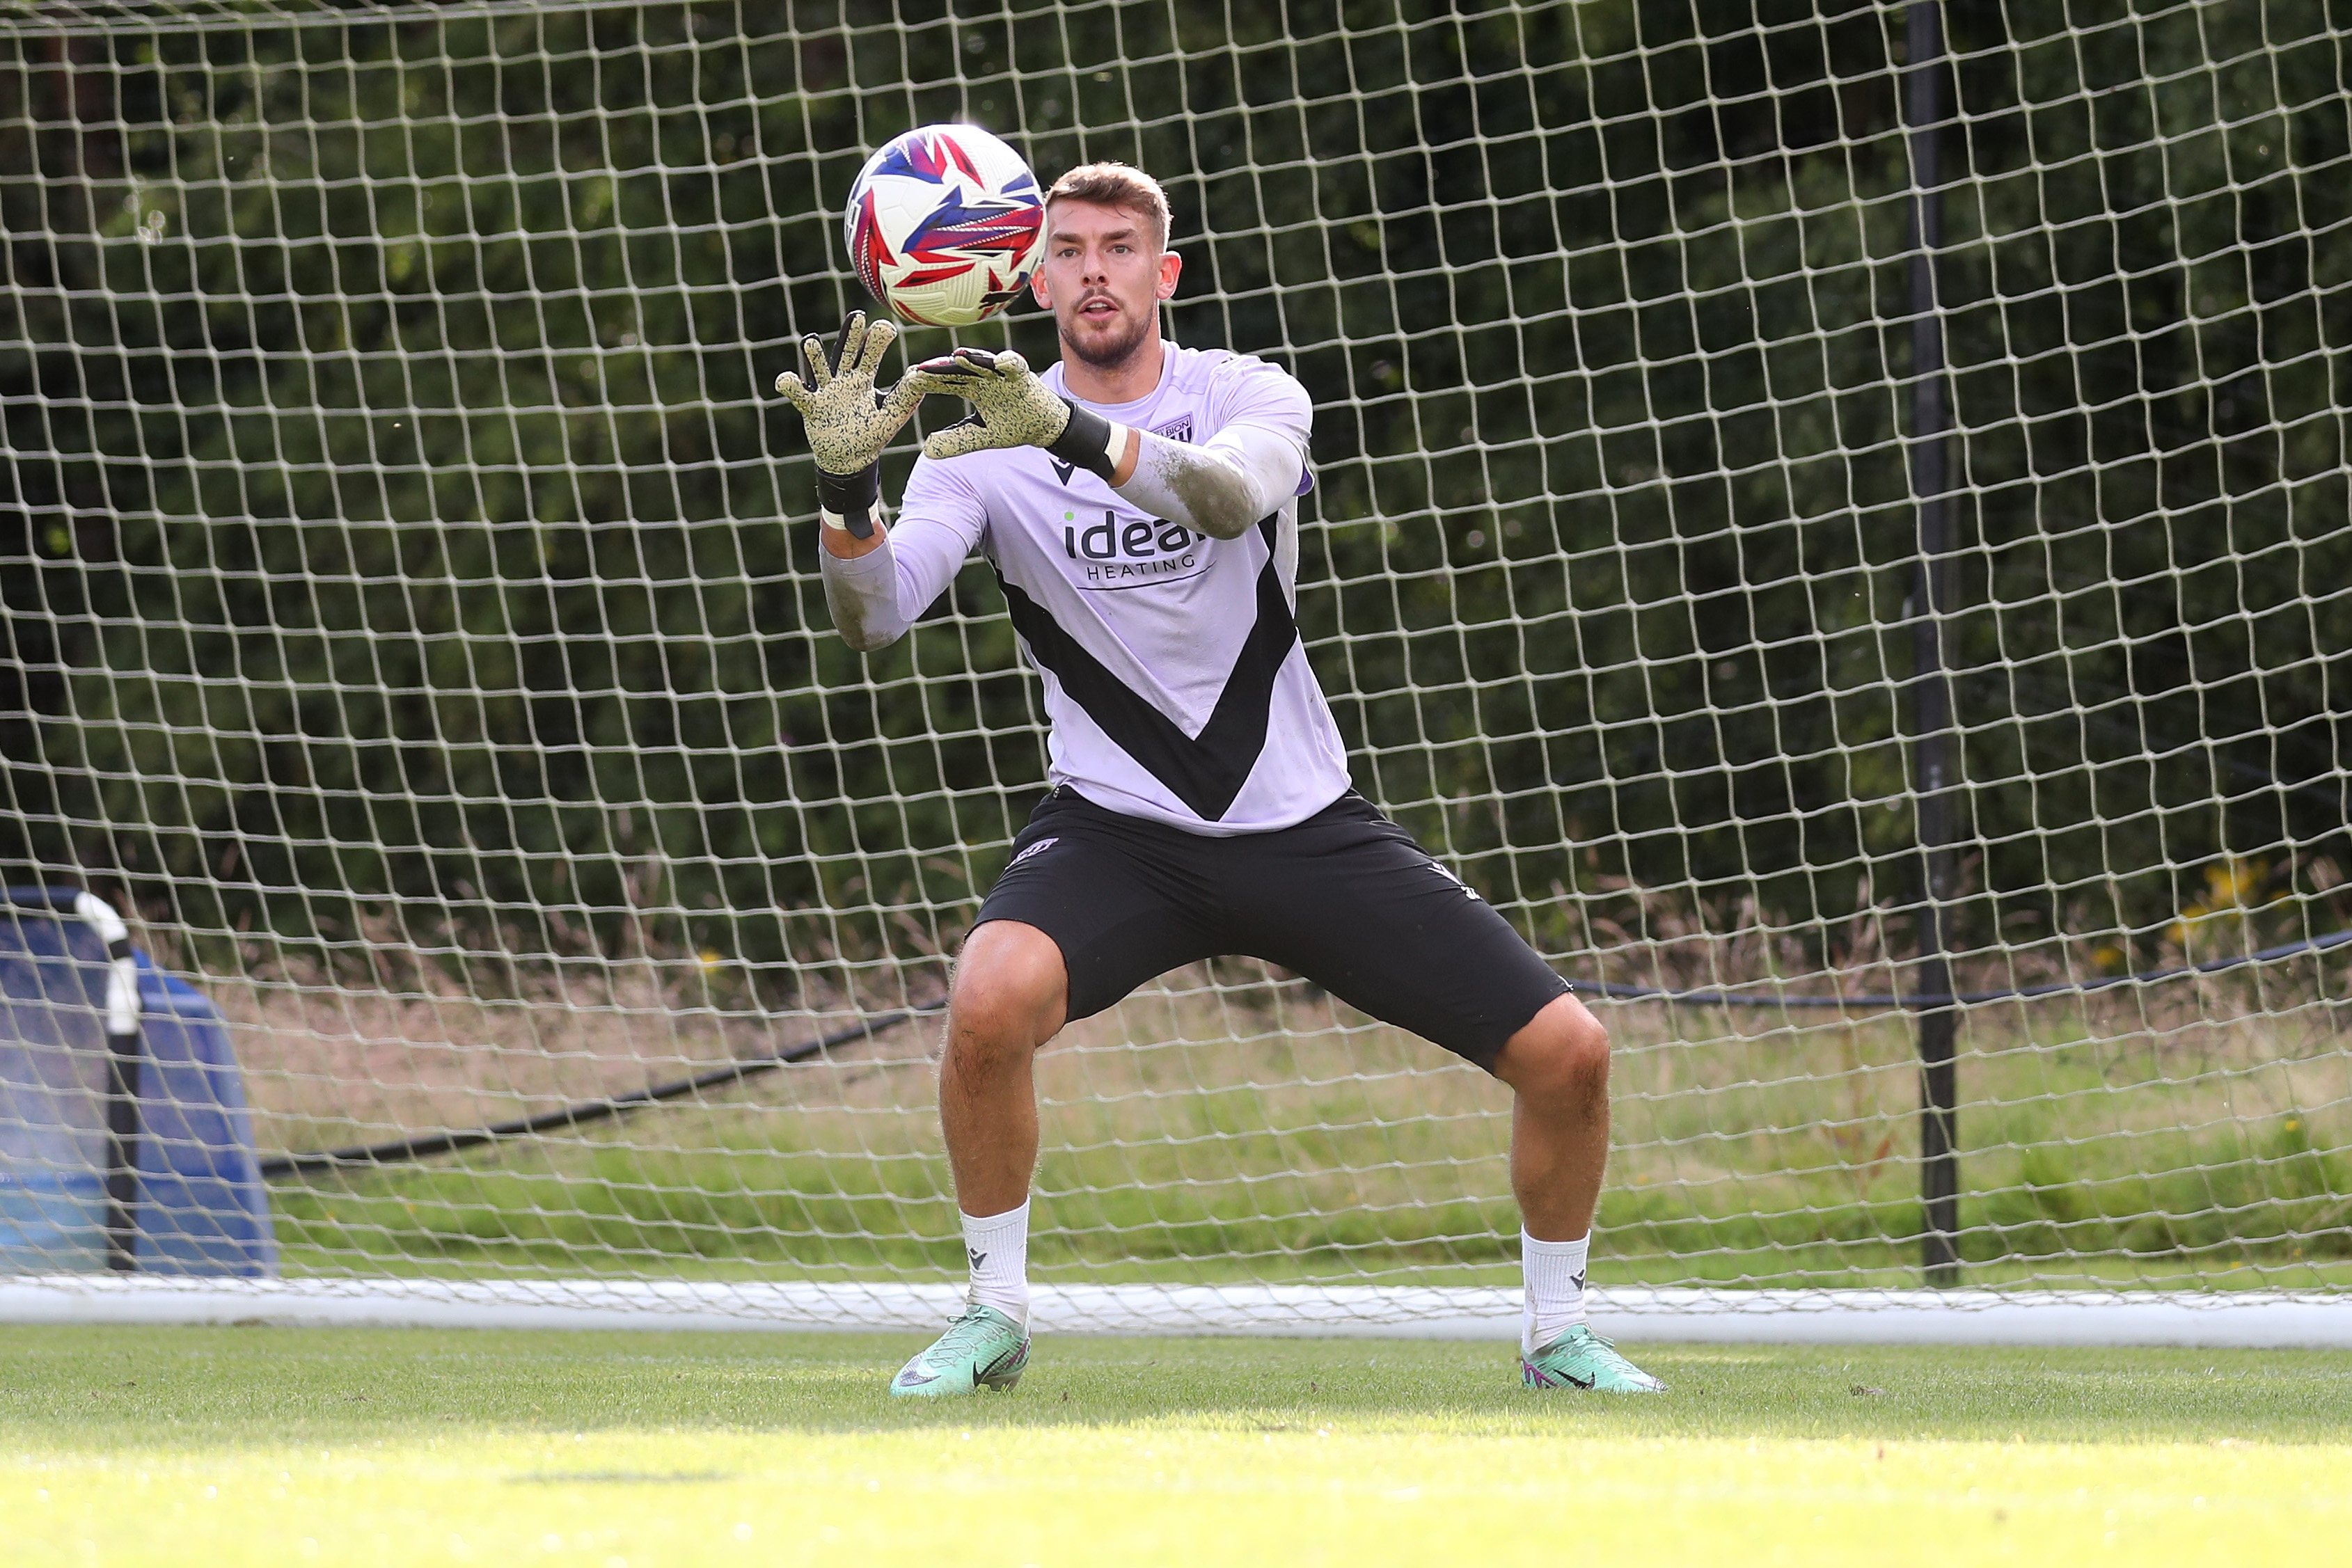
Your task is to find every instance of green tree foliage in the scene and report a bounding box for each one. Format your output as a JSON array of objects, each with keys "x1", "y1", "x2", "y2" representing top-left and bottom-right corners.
[{"x1": 1, "y1": 0, "x2": 2346, "y2": 991}]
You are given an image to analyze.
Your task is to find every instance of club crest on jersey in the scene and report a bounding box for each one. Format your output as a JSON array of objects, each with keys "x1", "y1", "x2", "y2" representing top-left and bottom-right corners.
[
  {"x1": 1053, "y1": 418, "x2": 1184, "y2": 483},
  {"x1": 1060, "y1": 508, "x2": 1210, "y2": 589}
]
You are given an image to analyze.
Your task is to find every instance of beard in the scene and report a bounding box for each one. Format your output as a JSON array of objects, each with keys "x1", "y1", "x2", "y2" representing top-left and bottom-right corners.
[{"x1": 1059, "y1": 299, "x2": 1152, "y2": 371}]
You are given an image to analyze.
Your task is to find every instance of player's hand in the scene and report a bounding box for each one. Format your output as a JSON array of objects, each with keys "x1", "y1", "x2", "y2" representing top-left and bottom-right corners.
[
  {"x1": 773, "y1": 311, "x2": 929, "y2": 475},
  {"x1": 909, "y1": 348, "x2": 1073, "y2": 461}
]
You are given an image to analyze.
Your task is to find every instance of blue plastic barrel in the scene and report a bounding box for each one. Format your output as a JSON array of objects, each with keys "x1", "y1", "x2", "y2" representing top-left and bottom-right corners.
[{"x1": 0, "y1": 890, "x2": 275, "y2": 1276}]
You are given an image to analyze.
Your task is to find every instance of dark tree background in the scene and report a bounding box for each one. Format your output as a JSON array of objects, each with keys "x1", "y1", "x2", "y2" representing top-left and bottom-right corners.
[{"x1": 1, "y1": 0, "x2": 2347, "y2": 1001}]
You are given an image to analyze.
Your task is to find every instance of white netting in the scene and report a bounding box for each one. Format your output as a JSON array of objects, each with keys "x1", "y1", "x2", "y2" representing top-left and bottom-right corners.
[{"x1": 1, "y1": 0, "x2": 2346, "y2": 1311}]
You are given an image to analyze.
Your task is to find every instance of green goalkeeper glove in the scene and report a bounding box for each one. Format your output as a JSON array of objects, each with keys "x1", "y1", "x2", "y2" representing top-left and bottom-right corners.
[
  {"x1": 913, "y1": 347, "x2": 1130, "y2": 480},
  {"x1": 773, "y1": 311, "x2": 928, "y2": 538}
]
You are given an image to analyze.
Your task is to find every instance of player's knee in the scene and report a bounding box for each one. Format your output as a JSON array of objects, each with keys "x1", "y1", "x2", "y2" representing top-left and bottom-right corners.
[
  {"x1": 945, "y1": 985, "x2": 1042, "y2": 1073},
  {"x1": 1498, "y1": 995, "x2": 1609, "y2": 1104},
  {"x1": 947, "y1": 981, "x2": 1050, "y2": 1063},
  {"x1": 947, "y1": 921, "x2": 1067, "y2": 1065}
]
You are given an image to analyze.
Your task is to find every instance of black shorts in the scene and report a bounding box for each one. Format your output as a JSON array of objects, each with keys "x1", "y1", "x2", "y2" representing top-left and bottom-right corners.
[{"x1": 972, "y1": 787, "x2": 1572, "y2": 1072}]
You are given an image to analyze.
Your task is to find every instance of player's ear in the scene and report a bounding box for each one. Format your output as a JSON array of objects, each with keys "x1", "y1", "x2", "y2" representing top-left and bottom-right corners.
[
  {"x1": 1031, "y1": 266, "x2": 1055, "y2": 310},
  {"x1": 1155, "y1": 249, "x2": 1181, "y2": 300}
]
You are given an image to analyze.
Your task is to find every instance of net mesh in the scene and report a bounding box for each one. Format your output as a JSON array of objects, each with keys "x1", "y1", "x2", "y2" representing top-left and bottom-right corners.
[{"x1": 1, "y1": 0, "x2": 2347, "y2": 1305}]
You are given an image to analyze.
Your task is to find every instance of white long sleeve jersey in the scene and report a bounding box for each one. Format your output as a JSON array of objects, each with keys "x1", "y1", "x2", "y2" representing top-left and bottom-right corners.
[{"x1": 820, "y1": 342, "x2": 1352, "y2": 835}]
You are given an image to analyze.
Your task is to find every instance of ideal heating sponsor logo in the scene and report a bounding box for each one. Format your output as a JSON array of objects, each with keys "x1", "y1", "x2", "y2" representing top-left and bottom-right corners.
[{"x1": 1060, "y1": 507, "x2": 1210, "y2": 588}]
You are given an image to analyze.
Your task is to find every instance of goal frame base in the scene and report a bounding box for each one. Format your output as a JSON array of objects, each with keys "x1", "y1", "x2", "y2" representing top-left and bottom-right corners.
[{"x1": 0, "y1": 1276, "x2": 2342, "y2": 1347}]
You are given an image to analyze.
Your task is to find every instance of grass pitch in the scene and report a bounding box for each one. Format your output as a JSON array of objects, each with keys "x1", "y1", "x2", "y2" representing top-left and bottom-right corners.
[{"x1": 4, "y1": 1327, "x2": 2348, "y2": 1567}]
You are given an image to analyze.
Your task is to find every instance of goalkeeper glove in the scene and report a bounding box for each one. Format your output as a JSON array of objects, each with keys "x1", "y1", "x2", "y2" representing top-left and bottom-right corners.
[
  {"x1": 913, "y1": 347, "x2": 1132, "y2": 481},
  {"x1": 773, "y1": 311, "x2": 928, "y2": 539}
]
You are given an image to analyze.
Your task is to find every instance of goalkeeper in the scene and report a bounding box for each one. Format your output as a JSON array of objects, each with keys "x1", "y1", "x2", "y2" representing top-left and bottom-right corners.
[{"x1": 777, "y1": 161, "x2": 1662, "y2": 1397}]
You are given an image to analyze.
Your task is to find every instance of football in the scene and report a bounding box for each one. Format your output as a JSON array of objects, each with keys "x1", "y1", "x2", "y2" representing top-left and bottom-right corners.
[{"x1": 843, "y1": 124, "x2": 1048, "y2": 329}]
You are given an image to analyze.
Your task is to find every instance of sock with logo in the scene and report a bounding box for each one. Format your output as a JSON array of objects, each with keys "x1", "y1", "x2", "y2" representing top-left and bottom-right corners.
[
  {"x1": 1521, "y1": 1229, "x2": 1591, "y2": 1354},
  {"x1": 961, "y1": 1199, "x2": 1032, "y2": 1328}
]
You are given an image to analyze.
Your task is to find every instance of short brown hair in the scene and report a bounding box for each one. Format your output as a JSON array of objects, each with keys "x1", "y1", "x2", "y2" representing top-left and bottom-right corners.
[{"x1": 1045, "y1": 161, "x2": 1173, "y2": 251}]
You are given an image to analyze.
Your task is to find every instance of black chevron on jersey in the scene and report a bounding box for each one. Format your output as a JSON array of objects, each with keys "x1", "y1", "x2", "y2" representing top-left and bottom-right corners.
[{"x1": 997, "y1": 517, "x2": 1295, "y2": 821}]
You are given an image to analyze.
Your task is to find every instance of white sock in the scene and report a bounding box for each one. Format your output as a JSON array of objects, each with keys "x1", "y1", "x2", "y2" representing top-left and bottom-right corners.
[
  {"x1": 961, "y1": 1200, "x2": 1031, "y2": 1327},
  {"x1": 1522, "y1": 1229, "x2": 1590, "y2": 1354}
]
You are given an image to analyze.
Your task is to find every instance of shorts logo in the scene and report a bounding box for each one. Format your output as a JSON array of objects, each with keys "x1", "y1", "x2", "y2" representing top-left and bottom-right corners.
[
  {"x1": 1009, "y1": 836, "x2": 1060, "y2": 869},
  {"x1": 1429, "y1": 858, "x2": 1482, "y2": 901}
]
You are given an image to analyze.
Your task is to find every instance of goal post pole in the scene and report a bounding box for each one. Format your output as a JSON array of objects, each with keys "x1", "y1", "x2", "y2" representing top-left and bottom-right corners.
[{"x1": 1906, "y1": 0, "x2": 1963, "y2": 1289}]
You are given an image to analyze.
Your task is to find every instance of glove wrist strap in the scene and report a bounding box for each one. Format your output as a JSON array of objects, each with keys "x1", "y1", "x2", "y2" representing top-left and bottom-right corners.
[
  {"x1": 1047, "y1": 400, "x2": 1132, "y2": 483},
  {"x1": 815, "y1": 460, "x2": 881, "y2": 541}
]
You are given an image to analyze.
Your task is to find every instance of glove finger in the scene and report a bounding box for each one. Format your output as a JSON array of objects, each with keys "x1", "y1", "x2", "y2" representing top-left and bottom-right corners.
[
  {"x1": 774, "y1": 370, "x2": 812, "y2": 407},
  {"x1": 833, "y1": 312, "x2": 869, "y2": 380},
  {"x1": 852, "y1": 316, "x2": 898, "y2": 381},
  {"x1": 911, "y1": 355, "x2": 992, "y2": 392},
  {"x1": 915, "y1": 349, "x2": 993, "y2": 377},
  {"x1": 923, "y1": 415, "x2": 994, "y2": 462},
  {"x1": 993, "y1": 349, "x2": 1030, "y2": 380},
  {"x1": 800, "y1": 334, "x2": 834, "y2": 388}
]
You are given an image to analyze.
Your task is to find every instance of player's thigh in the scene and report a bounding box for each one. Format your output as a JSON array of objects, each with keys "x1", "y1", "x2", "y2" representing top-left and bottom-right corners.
[
  {"x1": 1231, "y1": 802, "x2": 1570, "y2": 1072},
  {"x1": 973, "y1": 793, "x2": 1220, "y2": 1023}
]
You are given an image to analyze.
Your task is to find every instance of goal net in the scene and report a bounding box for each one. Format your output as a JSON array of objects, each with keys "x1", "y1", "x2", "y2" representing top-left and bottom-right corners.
[{"x1": 1, "y1": 0, "x2": 2346, "y2": 1327}]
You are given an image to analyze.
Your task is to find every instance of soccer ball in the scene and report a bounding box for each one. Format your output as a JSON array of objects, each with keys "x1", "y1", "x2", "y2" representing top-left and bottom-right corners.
[{"x1": 842, "y1": 125, "x2": 1048, "y2": 329}]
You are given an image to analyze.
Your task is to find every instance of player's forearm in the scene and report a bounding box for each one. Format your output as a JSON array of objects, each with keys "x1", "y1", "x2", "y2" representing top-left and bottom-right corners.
[
  {"x1": 817, "y1": 499, "x2": 975, "y2": 652},
  {"x1": 1112, "y1": 426, "x2": 1302, "y2": 540},
  {"x1": 820, "y1": 527, "x2": 912, "y2": 651}
]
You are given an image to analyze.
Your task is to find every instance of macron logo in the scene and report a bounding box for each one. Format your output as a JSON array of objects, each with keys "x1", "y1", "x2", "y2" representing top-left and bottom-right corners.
[
  {"x1": 1428, "y1": 858, "x2": 1483, "y2": 901},
  {"x1": 1009, "y1": 837, "x2": 1059, "y2": 869},
  {"x1": 1050, "y1": 457, "x2": 1077, "y2": 485}
]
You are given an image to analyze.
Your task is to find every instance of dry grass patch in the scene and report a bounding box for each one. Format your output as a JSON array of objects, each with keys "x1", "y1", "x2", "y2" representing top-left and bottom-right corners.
[{"x1": 207, "y1": 944, "x2": 2352, "y2": 1289}]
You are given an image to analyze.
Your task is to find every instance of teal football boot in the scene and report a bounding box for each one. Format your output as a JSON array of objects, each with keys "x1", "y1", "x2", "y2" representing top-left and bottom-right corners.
[
  {"x1": 1520, "y1": 1324, "x2": 1667, "y2": 1393},
  {"x1": 888, "y1": 1304, "x2": 1031, "y2": 1397}
]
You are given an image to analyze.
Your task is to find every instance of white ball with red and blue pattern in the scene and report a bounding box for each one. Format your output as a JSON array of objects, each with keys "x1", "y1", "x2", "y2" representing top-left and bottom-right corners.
[{"x1": 842, "y1": 125, "x2": 1047, "y2": 329}]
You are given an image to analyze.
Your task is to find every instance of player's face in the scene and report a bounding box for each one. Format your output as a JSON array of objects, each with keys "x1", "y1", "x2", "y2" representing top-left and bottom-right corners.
[{"x1": 1032, "y1": 200, "x2": 1183, "y2": 372}]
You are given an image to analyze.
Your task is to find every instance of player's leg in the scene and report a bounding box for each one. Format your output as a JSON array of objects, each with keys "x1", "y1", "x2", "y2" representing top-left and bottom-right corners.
[
  {"x1": 1222, "y1": 793, "x2": 1662, "y2": 1391},
  {"x1": 1491, "y1": 991, "x2": 1611, "y2": 1244},
  {"x1": 892, "y1": 790, "x2": 1218, "y2": 1397},
  {"x1": 887, "y1": 918, "x2": 1064, "y2": 1398},
  {"x1": 1491, "y1": 995, "x2": 1662, "y2": 1391},
  {"x1": 940, "y1": 917, "x2": 1067, "y2": 1222}
]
